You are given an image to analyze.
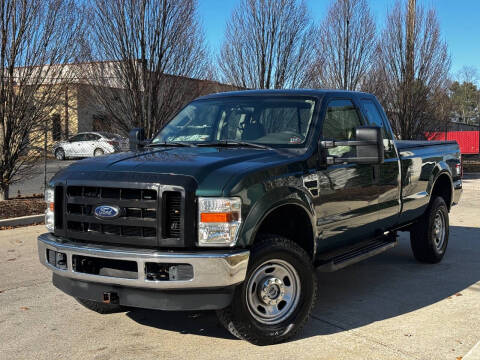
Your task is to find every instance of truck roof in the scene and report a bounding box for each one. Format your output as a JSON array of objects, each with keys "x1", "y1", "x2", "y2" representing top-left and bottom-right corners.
[{"x1": 197, "y1": 88, "x2": 373, "y2": 100}]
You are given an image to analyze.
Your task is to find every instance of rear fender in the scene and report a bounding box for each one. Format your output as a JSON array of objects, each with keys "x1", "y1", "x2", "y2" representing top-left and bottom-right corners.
[{"x1": 427, "y1": 161, "x2": 453, "y2": 207}]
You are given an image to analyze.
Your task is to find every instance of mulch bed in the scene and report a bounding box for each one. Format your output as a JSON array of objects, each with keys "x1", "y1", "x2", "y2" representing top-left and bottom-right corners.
[{"x1": 0, "y1": 197, "x2": 45, "y2": 220}]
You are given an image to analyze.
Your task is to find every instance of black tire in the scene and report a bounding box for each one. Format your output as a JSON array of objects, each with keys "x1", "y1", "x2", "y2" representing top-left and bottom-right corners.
[
  {"x1": 217, "y1": 235, "x2": 317, "y2": 345},
  {"x1": 94, "y1": 148, "x2": 104, "y2": 157},
  {"x1": 75, "y1": 297, "x2": 127, "y2": 314},
  {"x1": 55, "y1": 148, "x2": 65, "y2": 160},
  {"x1": 410, "y1": 196, "x2": 449, "y2": 263}
]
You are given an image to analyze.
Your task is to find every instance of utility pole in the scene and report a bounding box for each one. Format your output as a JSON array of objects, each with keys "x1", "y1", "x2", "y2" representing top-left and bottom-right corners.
[
  {"x1": 405, "y1": 0, "x2": 416, "y2": 138},
  {"x1": 343, "y1": 0, "x2": 350, "y2": 90}
]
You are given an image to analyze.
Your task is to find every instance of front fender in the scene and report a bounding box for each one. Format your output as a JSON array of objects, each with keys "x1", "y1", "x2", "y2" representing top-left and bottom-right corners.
[{"x1": 236, "y1": 185, "x2": 316, "y2": 248}]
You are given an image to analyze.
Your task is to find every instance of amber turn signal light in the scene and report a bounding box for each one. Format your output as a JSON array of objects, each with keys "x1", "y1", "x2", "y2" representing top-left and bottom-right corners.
[{"x1": 200, "y1": 212, "x2": 238, "y2": 223}]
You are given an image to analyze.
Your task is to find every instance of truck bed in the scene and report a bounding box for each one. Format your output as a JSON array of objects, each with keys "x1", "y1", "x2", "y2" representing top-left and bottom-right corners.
[
  {"x1": 394, "y1": 139, "x2": 461, "y2": 226},
  {"x1": 394, "y1": 140, "x2": 458, "y2": 150}
]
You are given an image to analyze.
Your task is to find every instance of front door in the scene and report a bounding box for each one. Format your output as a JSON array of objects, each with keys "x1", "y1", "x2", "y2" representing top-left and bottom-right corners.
[{"x1": 314, "y1": 98, "x2": 379, "y2": 251}]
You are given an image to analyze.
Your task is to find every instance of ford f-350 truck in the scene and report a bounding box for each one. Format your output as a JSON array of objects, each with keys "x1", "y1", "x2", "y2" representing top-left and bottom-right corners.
[{"x1": 38, "y1": 90, "x2": 462, "y2": 345}]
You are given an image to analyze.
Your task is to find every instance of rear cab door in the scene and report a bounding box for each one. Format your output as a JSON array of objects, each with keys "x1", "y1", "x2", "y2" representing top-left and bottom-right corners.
[
  {"x1": 314, "y1": 94, "x2": 380, "y2": 251},
  {"x1": 358, "y1": 96, "x2": 401, "y2": 230}
]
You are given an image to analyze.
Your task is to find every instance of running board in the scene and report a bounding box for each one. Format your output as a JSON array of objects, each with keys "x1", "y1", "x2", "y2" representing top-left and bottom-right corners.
[{"x1": 316, "y1": 237, "x2": 397, "y2": 272}]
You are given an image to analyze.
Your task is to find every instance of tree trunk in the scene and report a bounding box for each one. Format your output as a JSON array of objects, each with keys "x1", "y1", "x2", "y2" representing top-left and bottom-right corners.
[{"x1": 0, "y1": 185, "x2": 9, "y2": 201}]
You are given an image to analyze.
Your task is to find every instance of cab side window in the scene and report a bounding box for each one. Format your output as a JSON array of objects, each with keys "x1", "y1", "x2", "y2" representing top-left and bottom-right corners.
[
  {"x1": 361, "y1": 99, "x2": 395, "y2": 157},
  {"x1": 322, "y1": 99, "x2": 362, "y2": 157}
]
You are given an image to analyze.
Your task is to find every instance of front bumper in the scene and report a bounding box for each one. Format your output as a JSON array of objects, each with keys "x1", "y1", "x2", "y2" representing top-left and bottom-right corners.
[{"x1": 38, "y1": 233, "x2": 249, "y2": 291}]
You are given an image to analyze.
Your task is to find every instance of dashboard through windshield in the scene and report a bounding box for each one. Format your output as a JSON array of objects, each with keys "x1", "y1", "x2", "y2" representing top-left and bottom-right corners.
[{"x1": 151, "y1": 96, "x2": 317, "y2": 147}]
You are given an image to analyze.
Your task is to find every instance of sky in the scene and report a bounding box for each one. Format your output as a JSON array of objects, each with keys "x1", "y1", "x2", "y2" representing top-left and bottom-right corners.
[{"x1": 198, "y1": 0, "x2": 480, "y2": 77}]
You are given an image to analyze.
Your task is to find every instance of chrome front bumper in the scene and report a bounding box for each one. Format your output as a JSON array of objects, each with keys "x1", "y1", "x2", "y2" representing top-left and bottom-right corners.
[{"x1": 38, "y1": 233, "x2": 249, "y2": 290}]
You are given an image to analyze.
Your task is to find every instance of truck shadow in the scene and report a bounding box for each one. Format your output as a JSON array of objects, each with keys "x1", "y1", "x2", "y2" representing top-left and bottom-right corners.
[{"x1": 127, "y1": 225, "x2": 480, "y2": 342}]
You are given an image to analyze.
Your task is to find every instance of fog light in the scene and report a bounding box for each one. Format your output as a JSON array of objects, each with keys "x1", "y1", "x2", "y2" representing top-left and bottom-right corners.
[{"x1": 46, "y1": 249, "x2": 67, "y2": 270}]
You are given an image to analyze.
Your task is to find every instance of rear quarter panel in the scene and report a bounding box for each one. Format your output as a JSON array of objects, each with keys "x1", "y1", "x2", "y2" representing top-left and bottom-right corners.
[{"x1": 396, "y1": 141, "x2": 461, "y2": 224}]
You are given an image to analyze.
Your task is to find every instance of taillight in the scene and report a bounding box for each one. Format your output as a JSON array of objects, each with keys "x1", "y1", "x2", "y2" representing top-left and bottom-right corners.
[
  {"x1": 108, "y1": 140, "x2": 119, "y2": 146},
  {"x1": 455, "y1": 162, "x2": 462, "y2": 177}
]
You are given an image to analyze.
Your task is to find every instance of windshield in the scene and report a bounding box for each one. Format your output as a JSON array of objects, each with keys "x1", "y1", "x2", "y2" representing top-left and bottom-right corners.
[{"x1": 151, "y1": 96, "x2": 316, "y2": 147}]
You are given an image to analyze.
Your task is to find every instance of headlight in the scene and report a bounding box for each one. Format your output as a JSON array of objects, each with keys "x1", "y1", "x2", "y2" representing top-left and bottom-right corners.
[
  {"x1": 198, "y1": 197, "x2": 241, "y2": 247},
  {"x1": 45, "y1": 187, "x2": 55, "y2": 232}
]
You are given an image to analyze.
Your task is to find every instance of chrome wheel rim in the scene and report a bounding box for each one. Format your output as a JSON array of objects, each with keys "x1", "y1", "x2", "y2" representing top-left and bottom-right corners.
[
  {"x1": 56, "y1": 150, "x2": 63, "y2": 159},
  {"x1": 433, "y1": 210, "x2": 446, "y2": 250},
  {"x1": 94, "y1": 149, "x2": 103, "y2": 156},
  {"x1": 246, "y1": 259, "x2": 301, "y2": 325}
]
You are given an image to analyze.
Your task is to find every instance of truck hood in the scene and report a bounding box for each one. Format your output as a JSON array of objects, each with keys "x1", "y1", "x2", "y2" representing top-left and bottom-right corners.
[{"x1": 54, "y1": 146, "x2": 300, "y2": 196}]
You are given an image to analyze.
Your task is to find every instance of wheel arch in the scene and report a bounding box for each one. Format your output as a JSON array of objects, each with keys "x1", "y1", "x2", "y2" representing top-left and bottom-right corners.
[
  {"x1": 239, "y1": 190, "x2": 317, "y2": 259},
  {"x1": 428, "y1": 169, "x2": 453, "y2": 210}
]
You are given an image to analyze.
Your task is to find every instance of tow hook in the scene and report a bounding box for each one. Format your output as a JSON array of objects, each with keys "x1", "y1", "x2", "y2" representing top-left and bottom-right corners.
[{"x1": 103, "y1": 292, "x2": 119, "y2": 304}]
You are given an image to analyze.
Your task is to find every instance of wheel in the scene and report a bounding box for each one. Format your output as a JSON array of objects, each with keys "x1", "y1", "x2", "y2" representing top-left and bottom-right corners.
[
  {"x1": 75, "y1": 298, "x2": 126, "y2": 314},
  {"x1": 410, "y1": 196, "x2": 449, "y2": 263},
  {"x1": 94, "y1": 148, "x2": 104, "y2": 157},
  {"x1": 217, "y1": 235, "x2": 317, "y2": 345},
  {"x1": 55, "y1": 148, "x2": 65, "y2": 160}
]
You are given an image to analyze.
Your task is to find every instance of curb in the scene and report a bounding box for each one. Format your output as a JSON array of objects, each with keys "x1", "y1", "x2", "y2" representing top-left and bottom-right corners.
[
  {"x1": 464, "y1": 341, "x2": 480, "y2": 360},
  {"x1": 0, "y1": 214, "x2": 44, "y2": 227}
]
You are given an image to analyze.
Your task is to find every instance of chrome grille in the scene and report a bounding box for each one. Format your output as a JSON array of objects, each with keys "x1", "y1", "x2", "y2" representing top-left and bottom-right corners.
[{"x1": 64, "y1": 185, "x2": 159, "y2": 247}]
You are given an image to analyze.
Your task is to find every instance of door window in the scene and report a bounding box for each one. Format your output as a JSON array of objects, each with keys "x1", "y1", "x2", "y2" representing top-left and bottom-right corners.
[
  {"x1": 322, "y1": 99, "x2": 362, "y2": 158},
  {"x1": 69, "y1": 134, "x2": 86, "y2": 142},
  {"x1": 87, "y1": 134, "x2": 101, "y2": 141},
  {"x1": 52, "y1": 114, "x2": 62, "y2": 141}
]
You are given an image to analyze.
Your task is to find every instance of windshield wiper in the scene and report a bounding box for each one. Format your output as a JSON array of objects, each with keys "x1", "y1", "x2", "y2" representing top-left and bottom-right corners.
[
  {"x1": 198, "y1": 140, "x2": 273, "y2": 150},
  {"x1": 146, "y1": 141, "x2": 197, "y2": 148}
]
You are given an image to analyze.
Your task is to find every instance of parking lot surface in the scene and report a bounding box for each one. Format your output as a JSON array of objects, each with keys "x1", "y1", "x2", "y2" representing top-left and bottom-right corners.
[
  {"x1": 1, "y1": 176, "x2": 479, "y2": 360},
  {"x1": 10, "y1": 160, "x2": 76, "y2": 197}
]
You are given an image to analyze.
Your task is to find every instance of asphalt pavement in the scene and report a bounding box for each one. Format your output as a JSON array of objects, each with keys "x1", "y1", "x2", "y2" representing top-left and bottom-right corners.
[{"x1": 0, "y1": 176, "x2": 479, "y2": 360}]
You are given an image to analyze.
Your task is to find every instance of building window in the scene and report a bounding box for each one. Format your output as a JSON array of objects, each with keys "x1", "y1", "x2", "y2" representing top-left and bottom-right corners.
[{"x1": 52, "y1": 114, "x2": 62, "y2": 141}]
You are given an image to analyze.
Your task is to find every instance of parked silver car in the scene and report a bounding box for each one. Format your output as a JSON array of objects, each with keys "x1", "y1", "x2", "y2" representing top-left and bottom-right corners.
[{"x1": 53, "y1": 132, "x2": 129, "y2": 160}]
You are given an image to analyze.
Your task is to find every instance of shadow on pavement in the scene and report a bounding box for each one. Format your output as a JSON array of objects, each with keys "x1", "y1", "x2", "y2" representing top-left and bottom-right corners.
[
  {"x1": 126, "y1": 308, "x2": 236, "y2": 340},
  {"x1": 127, "y1": 225, "x2": 480, "y2": 342}
]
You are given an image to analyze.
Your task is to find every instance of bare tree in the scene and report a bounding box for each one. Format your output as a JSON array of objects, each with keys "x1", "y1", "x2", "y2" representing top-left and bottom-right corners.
[
  {"x1": 308, "y1": 0, "x2": 376, "y2": 90},
  {"x1": 371, "y1": 0, "x2": 451, "y2": 139},
  {"x1": 218, "y1": 0, "x2": 316, "y2": 89},
  {"x1": 0, "y1": 0, "x2": 84, "y2": 200},
  {"x1": 456, "y1": 65, "x2": 479, "y2": 86},
  {"x1": 82, "y1": 0, "x2": 209, "y2": 138}
]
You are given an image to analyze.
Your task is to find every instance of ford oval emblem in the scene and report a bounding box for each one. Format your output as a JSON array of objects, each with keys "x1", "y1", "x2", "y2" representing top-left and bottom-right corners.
[{"x1": 94, "y1": 205, "x2": 120, "y2": 219}]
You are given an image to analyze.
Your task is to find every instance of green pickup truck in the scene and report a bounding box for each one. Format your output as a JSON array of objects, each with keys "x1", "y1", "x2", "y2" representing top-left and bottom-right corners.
[{"x1": 38, "y1": 90, "x2": 462, "y2": 345}]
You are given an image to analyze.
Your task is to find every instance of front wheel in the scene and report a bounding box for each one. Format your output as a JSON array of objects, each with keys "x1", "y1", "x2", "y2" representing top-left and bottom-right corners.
[
  {"x1": 410, "y1": 196, "x2": 449, "y2": 263},
  {"x1": 217, "y1": 235, "x2": 317, "y2": 345},
  {"x1": 55, "y1": 148, "x2": 65, "y2": 160}
]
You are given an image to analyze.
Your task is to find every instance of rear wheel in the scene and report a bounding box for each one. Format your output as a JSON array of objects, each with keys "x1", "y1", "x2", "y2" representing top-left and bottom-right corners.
[
  {"x1": 217, "y1": 235, "x2": 317, "y2": 345},
  {"x1": 410, "y1": 196, "x2": 449, "y2": 263},
  {"x1": 55, "y1": 148, "x2": 65, "y2": 160},
  {"x1": 93, "y1": 148, "x2": 104, "y2": 157},
  {"x1": 75, "y1": 298, "x2": 126, "y2": 314}
]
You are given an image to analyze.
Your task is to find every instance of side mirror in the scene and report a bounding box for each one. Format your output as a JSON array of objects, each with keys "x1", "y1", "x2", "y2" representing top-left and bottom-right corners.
[
  {"x1": 129, "y1": 128, "x2": 146, "y2": 151},
  {"x1": 320, "y1": 126, "x2": 384, "y2": 165}
]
